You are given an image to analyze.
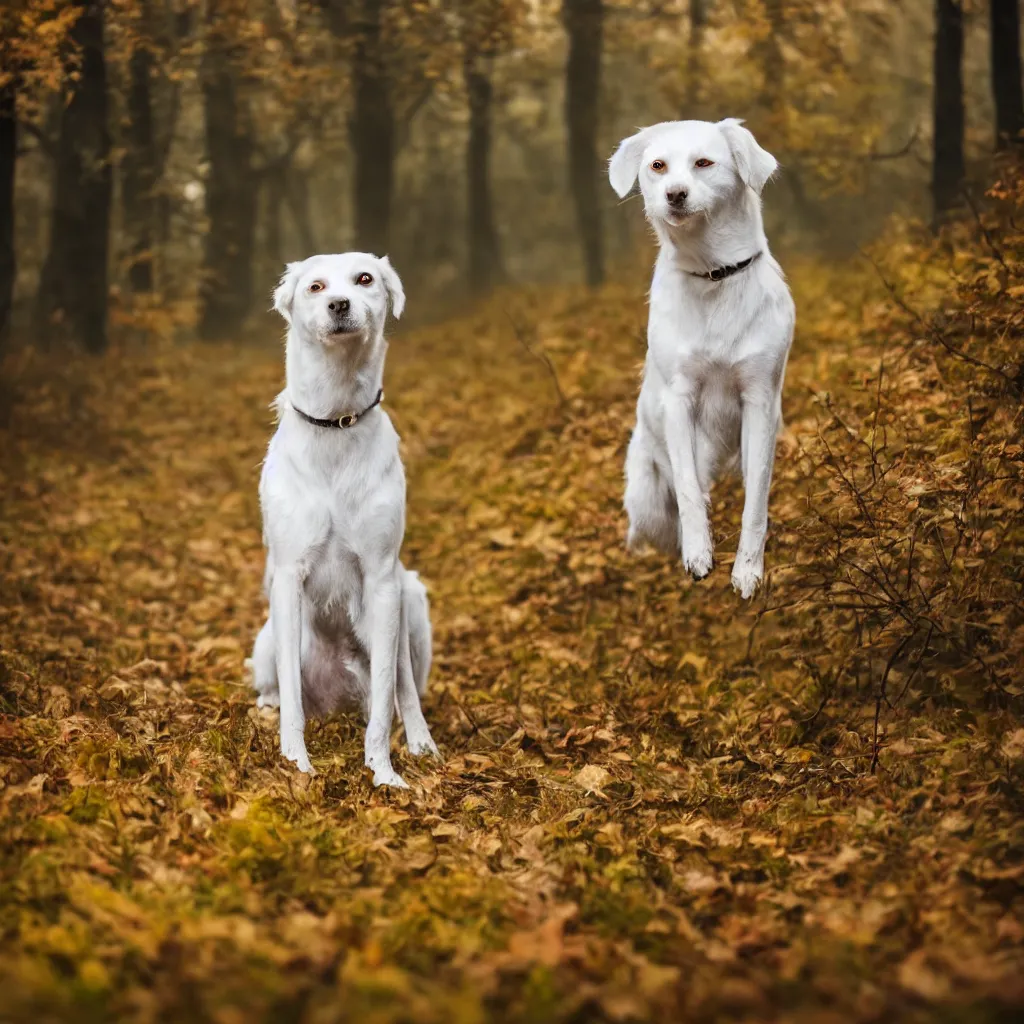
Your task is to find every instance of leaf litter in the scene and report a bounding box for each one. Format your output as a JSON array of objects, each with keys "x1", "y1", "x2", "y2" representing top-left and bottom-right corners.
[{"x1": 2, "y1": 169, "x2": 1024, "y2": 1021}]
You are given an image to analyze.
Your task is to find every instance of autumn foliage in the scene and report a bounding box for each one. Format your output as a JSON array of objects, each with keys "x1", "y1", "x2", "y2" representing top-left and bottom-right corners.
[
  {"x1": 1, "y1": 155, "x2": 1023, "y2": 1020},
  {"x1": 2, "y1": 0, "x2": 1024, "y2": 1018}
]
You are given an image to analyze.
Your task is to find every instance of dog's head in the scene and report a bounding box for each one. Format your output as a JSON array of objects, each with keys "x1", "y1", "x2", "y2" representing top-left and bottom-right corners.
[
  {"x1": 608, "y1": 118, "x2": 777, "y2": 228},
  {"x1": 272, "y1": 252, "x2": 405, "y2": 343}
]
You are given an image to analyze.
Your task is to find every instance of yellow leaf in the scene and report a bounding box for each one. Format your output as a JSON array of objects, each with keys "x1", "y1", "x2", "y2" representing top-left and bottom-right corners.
[{"x1": 574, "y1": 764, "x2": 611, "y2": 794}]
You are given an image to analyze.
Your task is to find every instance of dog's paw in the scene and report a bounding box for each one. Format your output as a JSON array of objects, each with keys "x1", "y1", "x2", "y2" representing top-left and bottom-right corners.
[
  {"x1": 371, "y1": 765, "x2": 410, "y2": 789},
  {"x1": 281, "y1": 731, "x2": 314, "y2": 774},
  {"x1": 257, "y1": 690, "x2": 280, "y2": 709},
  {"x1": 284, "y1": 748, "x2": 315, "y2": 774},
  {"x1": 405, "y1": 728, "x2": 440, "y2": 759},
  {"x1": 683, "y1": 547, "x2": 714, "y2": 581},
  {"x1": 731, "y1": 557, "x2": 764, "y2": 599}
]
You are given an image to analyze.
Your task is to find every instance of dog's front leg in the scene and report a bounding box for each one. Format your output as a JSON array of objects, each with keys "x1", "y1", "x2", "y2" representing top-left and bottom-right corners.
[
  {"x1": 271, "y1": 568, "x2": 313, "y2": 773},
  {"x1": 733, "y1": 393, "x2": 779, "y2": 599},
  {"x1": 365, "y1": 572, "x2": 407, "y2": 788},
  {"x1": 663, "y1": 386, "x2": 713, "y2": 579}
]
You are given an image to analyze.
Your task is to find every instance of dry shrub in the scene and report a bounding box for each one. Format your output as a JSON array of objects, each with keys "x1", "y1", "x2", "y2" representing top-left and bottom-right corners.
[{"x1": 769, "y1": 158, "x2": 1024, "y2": 764}]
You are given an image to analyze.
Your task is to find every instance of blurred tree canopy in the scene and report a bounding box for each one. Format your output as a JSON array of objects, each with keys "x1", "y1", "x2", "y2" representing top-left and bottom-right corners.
[{"x1": 0, "y1": 0, "x2": 1021, "y2": 351}]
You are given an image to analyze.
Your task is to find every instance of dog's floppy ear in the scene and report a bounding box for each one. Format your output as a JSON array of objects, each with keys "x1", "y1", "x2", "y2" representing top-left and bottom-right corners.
[
  {"x1": 609, "y1": 127, "x2": 653, "y2": 198},
  {"x1": 718, "y1": 118, "x2": 778, "y2": 195},
  {"x1": 272, "y1": 261, "x2": 304, "y2": 322},
  {"x1": 378, "y1": 255, "x2": 405, "y2": 320}
]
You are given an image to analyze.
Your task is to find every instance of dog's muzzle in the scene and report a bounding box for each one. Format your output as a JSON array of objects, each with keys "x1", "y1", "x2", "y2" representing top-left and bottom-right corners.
[{"x1": 325, "y1": 297, "x2": 359, "y2": 336}]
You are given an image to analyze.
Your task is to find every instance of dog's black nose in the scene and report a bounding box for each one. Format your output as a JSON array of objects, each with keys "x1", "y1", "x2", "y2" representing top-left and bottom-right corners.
[
  {"x1": 327, "y1": 298, "x2": 350, "y2": 314},
  {"x1": 666, "y1": 189, "x2": 688, "y2": 207}
]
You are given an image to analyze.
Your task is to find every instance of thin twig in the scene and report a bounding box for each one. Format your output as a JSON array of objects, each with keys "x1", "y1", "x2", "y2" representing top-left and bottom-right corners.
[
  {"x1": 867, "y1": 127, "x2": 920, "y2": 162},
  {"x1": 505, "y1": 309, "x2": 568, "y2": 411},
  {"x1": 18, "y1": 121, "x2": 57, "y2": 160},
  {"x1": 858, "y1": 248, "x2": 1019, "y2": 395},
  {"x1": 959, "y1": 185, "x2": 1011, "y2": 276},
  {"x1": 869, "y1": 355, "x2": 885, "y2": 482},
  {"x1": 892, "y1": 624, "x2": 935, "y2": 708},
  {"x1": 870, "y1": 628, "x2": 918, "y2": 773}
]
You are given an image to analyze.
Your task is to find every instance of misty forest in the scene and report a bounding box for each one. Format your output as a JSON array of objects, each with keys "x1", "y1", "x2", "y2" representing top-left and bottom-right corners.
[{"x1": 2, "y1": 0, "x2": 1024, "y2": 1021}]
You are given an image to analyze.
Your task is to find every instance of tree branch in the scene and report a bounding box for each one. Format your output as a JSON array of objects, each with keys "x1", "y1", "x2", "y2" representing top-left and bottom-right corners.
[
  {"x1": 505, "y1": 309, "x2": 568, "y2": 412},
  {"x1": 17, "y1": 121, "x2": 57, "y2": 160},
  {"x1": 867, "y1": 126, "x2": 919, "y2": 162}
]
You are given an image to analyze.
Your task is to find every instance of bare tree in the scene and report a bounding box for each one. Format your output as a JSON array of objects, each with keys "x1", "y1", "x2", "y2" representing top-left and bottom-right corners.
[
  {"x1": 122, "y1": 0, "x2": 187, "y2": 295},
  {"x1": 689, "y1": 0, "x2": 709, "y2": 114},
  {"x1": 122, "y1": 2, "x2": 157, "y2": 293},
  {"x1": 932, "y1": 0, "x2": 964, "y2": 220},
  {"x1": 257, "y1": 2, "x2": 320, "y2": 273},
  {"x1": 0, "y1": 79, "x2": 14, "y2": 347},
  {"x1": 347, "y1": 0, "x2": 395, "y2": 255},
  {"x1": 990, "y1": 0, "x2": 1023, "y2": 149},
  {"x1": 563, "y1": 0, "x2": 604, "y2": 287},
  {"x1": 35, "y1": 0, "x2": 112, "y2": 354},
  {"x1": 198, "y1": 0, "x2": 258, "y2": 340},
  {"x1": 465, "y1": 46, "x2": 504, "y2": 293}
]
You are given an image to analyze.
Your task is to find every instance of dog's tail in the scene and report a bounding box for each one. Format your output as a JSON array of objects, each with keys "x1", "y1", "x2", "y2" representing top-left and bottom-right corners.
[{"x1": 402, "y1": 570, "x2": 432, "y2": 697}]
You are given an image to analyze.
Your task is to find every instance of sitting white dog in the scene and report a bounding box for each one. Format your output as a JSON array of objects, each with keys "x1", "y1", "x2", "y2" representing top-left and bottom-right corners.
[
  {"x1": 608, "y1": 118, "x2": 795, "y2": 598},
  {"x1": 249, "y1": 252, "x2": 438, "y2": 787}
]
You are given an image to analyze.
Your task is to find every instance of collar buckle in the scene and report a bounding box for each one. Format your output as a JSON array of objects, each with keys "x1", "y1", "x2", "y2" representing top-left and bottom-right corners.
[{"x1": 691, "y1": 251, "x2": 760, "y2": 283}]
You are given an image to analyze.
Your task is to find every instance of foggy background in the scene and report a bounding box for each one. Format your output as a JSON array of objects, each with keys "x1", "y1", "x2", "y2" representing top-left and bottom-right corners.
[{"x1": 0, "y1": 0, "x2": 1020, "y2": 352}]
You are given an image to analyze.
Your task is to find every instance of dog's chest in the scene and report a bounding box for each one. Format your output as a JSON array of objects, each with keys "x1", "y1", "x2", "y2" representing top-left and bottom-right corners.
[
  {"x1": 299, "y1": 466, "x2": 379, "y2": 605},
  {"x1": 304, "y1": 523, "x2": 364, "y2": 614},
  {"x1": 262, "y1": 428, "x2": 392, "y2": 614},
  {"x1": 648, "y1": 272, "x2": 769, "y2": 388}
]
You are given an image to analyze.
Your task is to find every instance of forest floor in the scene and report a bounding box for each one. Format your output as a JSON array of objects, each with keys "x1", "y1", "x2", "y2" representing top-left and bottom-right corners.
[{"x1": 2, "y1": 171, "x2": 1024, "y2": 1024}]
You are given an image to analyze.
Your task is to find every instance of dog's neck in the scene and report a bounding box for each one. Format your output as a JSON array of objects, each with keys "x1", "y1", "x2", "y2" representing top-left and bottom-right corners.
[
  {"x1": 654, "y1": 187, "x2": 768, "y2": 277},
  {"x1": 284, "y1": 330, "x2": 386, "y2": 420}
]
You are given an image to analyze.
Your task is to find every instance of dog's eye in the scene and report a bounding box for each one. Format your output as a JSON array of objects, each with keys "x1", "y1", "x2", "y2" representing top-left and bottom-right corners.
[
  {"x1": 308, "y1": 281, "x2": 325, "y2": 293},
  {"x1": 356, "y1": 273, "x2": 373, "y2": 286},
  {"x1": 694, "y1": 158, "x2": 714, "y2": 168},
  {"x1": 650, "y1": 160, "x2": 667, "y2": 173}
]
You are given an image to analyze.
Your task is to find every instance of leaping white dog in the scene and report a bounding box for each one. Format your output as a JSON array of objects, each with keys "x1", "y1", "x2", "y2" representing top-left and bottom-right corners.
[
  {"x1": 249, "y1": 252, "x2": 438, "y2": 787},
  {"x1": 608, "y1": 118, "x2": 795, "y2": 598}
]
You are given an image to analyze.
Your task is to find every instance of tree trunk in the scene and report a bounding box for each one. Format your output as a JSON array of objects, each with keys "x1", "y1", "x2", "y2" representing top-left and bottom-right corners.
[
  {"x1": 349, "y1": 0, "x2": 394, "y2": 255},
  {"x1": 563, "y1": 0, "x2": 604, "y2": 288},
  {"x1": 0, "y1": 79, "x2": 15, "y2": 348},
  {"x1": 932, "y1": 0, "x2": 965, "y2": 220},
  {"x1": 689, "y1": 0, "x2": 708, "y2": 114},
  {"x1": 198, "y1": 5, "x2": 257, "y2": 341},
  {"x1": 761, "y1": 0, "x2": 785, "y2": 101},
  {"x1": 122, "y1": 22, "x2": 157, "y2": 293},
  {"x1": 465, "y1": 53, "x2": 503, "y2": 294},
  {"x1": 35, "y1": 0, "x2": 112, "y2": 354},
  {"x1": 154, "y1": 5, "x2": 192, "y2": 254},
  {"x1": 990, "y1": 0, "x2": 1024, "y2": 148},
  {"x1": 259, "y1": 161, "x2": 316, "y2": 274},
  {"x1": 286, "y1": 168, "x2": 318, "y2": 255},
  {"x1": 263, "y1": 169, "x2": 284, "y2": 274}
]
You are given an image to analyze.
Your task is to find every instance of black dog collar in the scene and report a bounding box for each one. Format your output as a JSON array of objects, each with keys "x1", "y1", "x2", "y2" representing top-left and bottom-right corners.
[
  {"x1": 292, "y1": 388, "x2": 384, "y2": 429},
  {"x1": 690, "y1": 252, "x2": 761, "y2": 282}
]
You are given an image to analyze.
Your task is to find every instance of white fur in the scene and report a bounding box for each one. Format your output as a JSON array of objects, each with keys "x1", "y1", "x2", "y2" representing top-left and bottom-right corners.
[
  {"x1": 250, "y1": 252, "x2": 438, "y2": 786},
  {"x1": 609, "y1": 119, "x2": 795, "y2": 598}
]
